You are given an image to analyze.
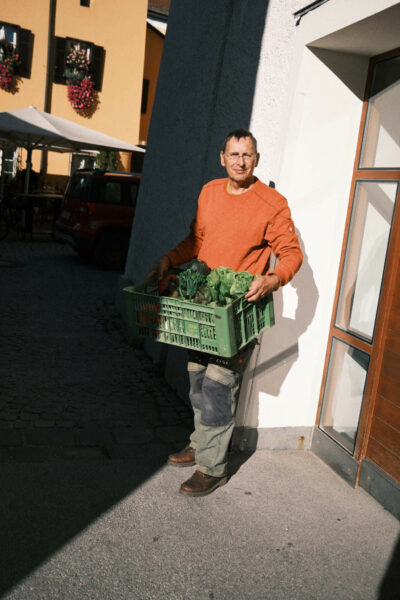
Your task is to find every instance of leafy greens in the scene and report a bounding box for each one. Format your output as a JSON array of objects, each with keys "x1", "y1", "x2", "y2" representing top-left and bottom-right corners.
[{"x1": 178, "y1": 264, "x2": 257, "y2": 306}]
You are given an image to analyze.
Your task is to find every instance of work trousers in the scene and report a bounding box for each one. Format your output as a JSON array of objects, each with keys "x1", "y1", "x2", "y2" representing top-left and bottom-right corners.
[{"x1": 187, "y1": 344, "x2": 254, "y2": 478}]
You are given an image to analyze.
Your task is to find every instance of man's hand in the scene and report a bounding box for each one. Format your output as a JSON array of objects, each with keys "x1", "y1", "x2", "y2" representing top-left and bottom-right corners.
[
  {"x1": 245, "y1": 274, "x2": 280, "y2": 302},
  {"x1": 145, "y1": 255, "x2": 172, "y2": 281}
]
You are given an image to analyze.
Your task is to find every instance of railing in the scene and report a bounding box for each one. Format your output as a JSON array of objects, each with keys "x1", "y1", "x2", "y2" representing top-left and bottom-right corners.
[{"x1": 0, "y1": 192, "x2": 63, "y2": 240}]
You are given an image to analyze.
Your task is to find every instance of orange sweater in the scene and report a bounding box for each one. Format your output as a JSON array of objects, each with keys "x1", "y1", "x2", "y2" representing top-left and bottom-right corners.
[{"x1": 166, "y1": 178, "x2": 303, "y2": 286}]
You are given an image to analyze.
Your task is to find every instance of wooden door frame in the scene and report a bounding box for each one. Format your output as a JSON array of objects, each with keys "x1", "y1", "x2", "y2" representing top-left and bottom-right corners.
[{"x1": 315, "y1": 47, "x2": 400, "y2": 484}]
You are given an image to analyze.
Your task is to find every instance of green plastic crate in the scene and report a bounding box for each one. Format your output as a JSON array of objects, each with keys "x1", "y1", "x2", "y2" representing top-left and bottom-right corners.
[{"x1": 123, "y1": 280, "x2": 275, "y2": 358}]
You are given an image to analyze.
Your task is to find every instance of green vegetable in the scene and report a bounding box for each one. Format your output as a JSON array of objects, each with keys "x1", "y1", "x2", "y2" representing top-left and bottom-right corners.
[
  {"x1": 187, "y1": 259, "x2": 210, "y2": 276},
  {"x1": 178, "y1": 260, "x2": 210, "y2": 299},
  {"x1": 202, "y1": 267, "x2": 257, "y2": 306},
  {"x1": 178, "y1": 270, "x2": 207, "y2": 299},
  {"x1": 192, "y1": 284, "x2": 213, "y2": 305},
  {"x1": 229, "y1": 271, "x2": 256, "y2": 296},
  {"x1": 216, "y1": 268, "x2": 236, "y2": 303},
  {"x1": 206, "y1": 268, "x2": 221, "y2": 288},
  {"x1": 177, "y1": 264, "x2": 257, "y2": 305}
]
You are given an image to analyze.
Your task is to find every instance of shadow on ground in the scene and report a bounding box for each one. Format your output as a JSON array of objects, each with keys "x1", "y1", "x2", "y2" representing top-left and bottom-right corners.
[
  {"x1": 378, "y1": 533, "x2": 400, "y2": 600},
  {"x1": 0, "y1": 445, "x2": 257, "y2": 596},
  {"x1": 0, "y1": 241, "x2": 257, "y2": 596},
  {"x1": 0, "y1": 455, "x2": 162, "y2": 595}
]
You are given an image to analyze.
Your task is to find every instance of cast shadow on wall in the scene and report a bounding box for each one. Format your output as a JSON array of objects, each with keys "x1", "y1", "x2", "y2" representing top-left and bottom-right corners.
[
  {"x1": 130, "y1": 0, "x2": 273, "y2": 285},
  {"x1": 236, "y1": 229, "x2": 319, "y2": 426}
]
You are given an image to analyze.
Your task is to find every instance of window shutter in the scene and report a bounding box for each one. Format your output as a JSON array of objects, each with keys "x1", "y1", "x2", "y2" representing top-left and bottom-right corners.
[
  {"x1": 16, "y1": 27, "x2": 32, "y2": 78},
  {"x1": 53, "y1": 36, "x2": 67, "y2": 84},
  {"x1": 91, "y1": 44, "x2": 104, "y2": 91}
]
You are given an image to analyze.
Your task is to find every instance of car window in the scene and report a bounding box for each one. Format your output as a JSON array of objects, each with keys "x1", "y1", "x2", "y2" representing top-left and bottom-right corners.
[
  {"x1": 125, "y1": 182, "x2": 139, "y2": 207},
  {"x1": 66, "y1": 175, "x2": 90, "y2": 201},
  {"x1": 92, "y1": 180, "x2": 121, "y2": 204}
]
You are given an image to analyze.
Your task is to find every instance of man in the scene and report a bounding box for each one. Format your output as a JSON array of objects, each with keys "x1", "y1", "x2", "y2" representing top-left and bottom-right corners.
[{"x1": 148, "y1": 129, "x2": 303, "y2": 497}]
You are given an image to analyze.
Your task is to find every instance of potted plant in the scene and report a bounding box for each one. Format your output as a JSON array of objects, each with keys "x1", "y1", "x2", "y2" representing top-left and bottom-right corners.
[
  {"x1": 0, "y1": 39, "x2": 20, "y2": 91},
  {"x1": 65, "y1": 44, "x2": 96, "y2": 117}
]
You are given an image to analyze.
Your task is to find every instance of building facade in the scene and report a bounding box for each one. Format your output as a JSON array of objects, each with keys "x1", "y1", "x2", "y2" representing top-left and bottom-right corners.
[
  {"x1": 0, "y1": 0, "x2": 167, "y2": 187},
  {"x1": 123, "y1": 0, "x2": 400, "y2": 517},
  {"x1": 140, "y1": 2, "x2": 168, "y2": 144}
]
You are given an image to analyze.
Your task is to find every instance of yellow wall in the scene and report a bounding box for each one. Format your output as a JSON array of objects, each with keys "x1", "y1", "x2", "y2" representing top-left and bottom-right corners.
[
  {"x1": 1, "y1": 0, "x2": 148, "y2": 178},
  {"x1": 48, "y1": 0, "x2": 147, "y2": 175},
  {"x1": 139, "y1": 25, "x2": 164, "y2": 143},
  {"x1": 0, "y1": 0, "x2": 49, "y2": 173},
  {"x1": 53, "y1": 0, "x2": 147, "y2": 143},
  {"x1": 0, "y1": 0, "x2": 48, "y2": 112}
]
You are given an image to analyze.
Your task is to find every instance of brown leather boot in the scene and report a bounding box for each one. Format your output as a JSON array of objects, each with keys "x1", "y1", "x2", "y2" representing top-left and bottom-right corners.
[
  {"x1": 168, "y1": 445, "x2": 196, "y2": 467},
  {"x1": 179, "y1": 470, "x2": 227, "y2": 497}
]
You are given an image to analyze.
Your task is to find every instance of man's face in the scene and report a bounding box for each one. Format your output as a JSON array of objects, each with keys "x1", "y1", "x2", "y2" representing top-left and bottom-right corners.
[{"x1": 220, "y1": 136, "x2": 259, "y2": 186}]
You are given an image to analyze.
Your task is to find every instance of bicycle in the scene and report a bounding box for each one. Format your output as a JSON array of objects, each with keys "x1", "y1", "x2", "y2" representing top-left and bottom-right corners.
[{"x1": 0, "y1": 197, "x2": 27, "y2": 241}]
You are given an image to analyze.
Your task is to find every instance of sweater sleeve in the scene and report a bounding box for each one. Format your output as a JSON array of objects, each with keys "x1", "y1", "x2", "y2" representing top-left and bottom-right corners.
[
  {"x1": 266, "y1": 199, "x2": 303, "y2": 287},
  {"x1": 165, "y1": 191, "x2": 205, "y2": 267}
]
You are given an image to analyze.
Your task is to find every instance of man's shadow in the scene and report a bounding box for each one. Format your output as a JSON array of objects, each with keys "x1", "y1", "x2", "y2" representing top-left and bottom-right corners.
[
  {"x1": 378, "y1": 533, "x2": 400, "y2": 600},
  {"x1": 230, "y1": 230, "x2": 319, "y2": 470}
]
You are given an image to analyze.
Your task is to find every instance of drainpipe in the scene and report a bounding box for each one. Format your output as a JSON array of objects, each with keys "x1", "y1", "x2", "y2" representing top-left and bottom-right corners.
[
  {"x1": 41, "y1": 0, "x2": 57, "y2": 175},
  {"x1": 294, "y1": 0, "x2": 331, "y2": 25}
]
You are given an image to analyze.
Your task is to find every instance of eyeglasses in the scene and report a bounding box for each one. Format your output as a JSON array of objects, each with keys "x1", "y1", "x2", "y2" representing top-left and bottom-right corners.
[{"x1": 224, "y1": 152, "x2": 255, "y2": 163}]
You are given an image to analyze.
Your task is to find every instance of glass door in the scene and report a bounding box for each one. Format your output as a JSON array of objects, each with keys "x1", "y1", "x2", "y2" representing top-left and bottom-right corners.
[{"x1": 316, "y1": 49, "x2": 400, "y2": 474}]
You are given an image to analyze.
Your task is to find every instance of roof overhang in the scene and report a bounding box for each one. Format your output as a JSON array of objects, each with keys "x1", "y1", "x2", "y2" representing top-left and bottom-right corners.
[
  {"x1": 307, "y1": 3, "x2": 400, "y2": 57},
  {"x1": 147, "y1": 17, "x2": 167, "y2": 37}
]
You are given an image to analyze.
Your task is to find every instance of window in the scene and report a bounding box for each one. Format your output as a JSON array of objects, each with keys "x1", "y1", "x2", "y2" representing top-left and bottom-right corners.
[
  {"x1": 0, "y1": 148, "x2": 18, "y2": 182},
  {"x1": 70, "y1": 153, "x2": 96, "y2": 175},
  {"x1": 0, "y1": 24, "x2": 17, "y2": 46},
  {"x1": 359, "y1": 56, "x2": 400, "y2": 169},
  {"x1": 125, "y1": 182, "x2": 139, "y2": 207},
  {"x1": 80, "y1": 0, "x2": 90, "y2": 6},
  {"x1": 66, "y1": 174, "x2": 90, "y2": 202},
  {"x1": 320, "y1": 338, "x2": 370, "y2": 453},
  {"x1": 66, "y1": 37, "x2": 92, "y2": 63},
  {"x1": 335, "y1": 181, "x2": 397, "y2": 342},
  {"x1": 53, "y1": 36, "x2": 104, "y2": 91},
  {"x1": 92, "y1": 180, "x2": 121, "y2": 205},
  {"x1": 0, "y1": 21, "x2": 33, "y2": 78},
  {"x1": 317, "y1": 50, "x2": 400, "y2": 463}
]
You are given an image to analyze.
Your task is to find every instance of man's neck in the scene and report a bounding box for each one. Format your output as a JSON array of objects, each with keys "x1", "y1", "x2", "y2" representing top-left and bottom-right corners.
[{"x1": 227, "y1": 177, "x2": 256, "y2": 195}]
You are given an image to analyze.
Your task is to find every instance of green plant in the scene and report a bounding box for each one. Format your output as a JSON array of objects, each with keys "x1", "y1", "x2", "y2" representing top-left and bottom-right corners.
[
  {"x1": 177, "y1": 264, "x2": 257, "y2": 306},
  {"x1": 0, "y1": 41, "x2": 21, "y2": 91},
  {"x1": 64, "y1": 44, "x2": 96, "y2": 116},
  {"x1": 96, "y1": 150, "x2": 118, "y2": 171}
]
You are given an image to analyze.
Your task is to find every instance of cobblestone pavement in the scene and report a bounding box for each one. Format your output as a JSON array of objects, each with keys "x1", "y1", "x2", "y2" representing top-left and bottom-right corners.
[{"x1": 0, "y1": 239, "x2": 193, "y2": 461}]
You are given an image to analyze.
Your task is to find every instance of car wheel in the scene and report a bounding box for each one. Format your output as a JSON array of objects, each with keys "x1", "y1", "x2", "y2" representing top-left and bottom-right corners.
[{"x1": 93, "y1": 231, "x2": 130, "y2": 270}]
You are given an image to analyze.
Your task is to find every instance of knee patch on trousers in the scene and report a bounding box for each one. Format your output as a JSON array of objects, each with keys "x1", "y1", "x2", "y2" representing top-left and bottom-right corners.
[
  {"x1": 187, "y1": 361, "x2": 206, "y2": 410},
  {"x1": 201, "y1": 377, "x2": 232, "y2": 426},
  {"x1": 200, "y1": 365, "x2": 239, "y2": 427}
]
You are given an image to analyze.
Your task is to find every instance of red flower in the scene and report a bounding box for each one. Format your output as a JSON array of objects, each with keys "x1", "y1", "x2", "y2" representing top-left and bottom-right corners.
[
  {"x1": 0, "y1": 42, "x2": 20, "y2": 91},
  {"x1": 64, "y1": 44, "x2": 97, "y2": 115},
  {"x1": 67, "y1": 77, "x2": 96, "y2": 116}
]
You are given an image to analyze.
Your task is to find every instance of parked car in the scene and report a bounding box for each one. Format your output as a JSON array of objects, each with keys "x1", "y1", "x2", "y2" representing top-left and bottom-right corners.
[{"x1": 55, "y1": 169, "x2": 141, "y2": 270}]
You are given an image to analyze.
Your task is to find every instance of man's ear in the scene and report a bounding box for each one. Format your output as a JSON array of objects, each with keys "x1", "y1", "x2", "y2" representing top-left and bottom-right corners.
[
  {"x1": 220, "y1": 151, "x2": 226, "y2": 168},
  {"x1": 255, "y1": 153, "x2": 260, "y2": 167}
]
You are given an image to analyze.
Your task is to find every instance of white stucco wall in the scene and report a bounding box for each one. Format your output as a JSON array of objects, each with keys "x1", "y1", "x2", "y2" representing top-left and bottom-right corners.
[
  {"x1": 248, "y1": 0, "x2": 305, "y2": 182},
  {"x1": 255, "y1": 47, "x2": 367, "y2": 430},
  {"x1": 122, "y1": 0, "x2": 400, "y2": 448},
  {"x1": 238, "y1": 0, "x2": 399, "y2": 436}
]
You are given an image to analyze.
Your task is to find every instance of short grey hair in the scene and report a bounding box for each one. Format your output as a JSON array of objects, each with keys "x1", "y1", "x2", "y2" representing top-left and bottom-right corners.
[{"x1": 222, "y1": 128, "x2": 258, "y2": 154}]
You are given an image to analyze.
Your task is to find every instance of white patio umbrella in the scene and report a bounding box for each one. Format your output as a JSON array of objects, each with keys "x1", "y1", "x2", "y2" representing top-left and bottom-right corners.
[{"x1": 0, "y1": 106, "x2": 145, "y2": 195}]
